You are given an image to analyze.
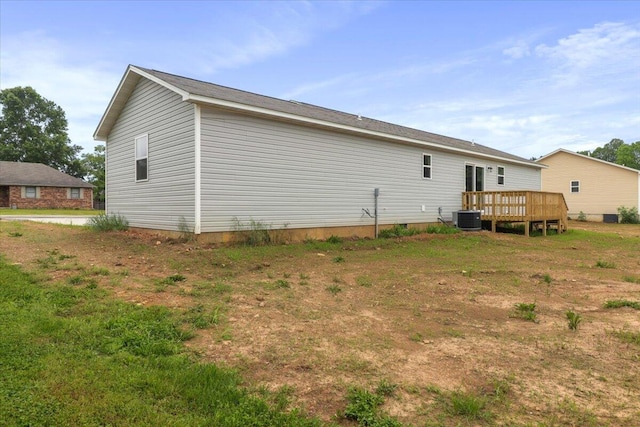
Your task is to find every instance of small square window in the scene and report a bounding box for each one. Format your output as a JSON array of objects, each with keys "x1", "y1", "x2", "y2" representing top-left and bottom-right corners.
[
  {"x1": 422, "y1": 154, "x2": 432, "y2": 179},
  {"x1": 25, "y1": 186, "x2": 37, "y2": 198},
  {"x1": 570, "y1": 180, "x2": 580, "y2": 193},
  {"x1": 70, "y1": 188, "x2": 80, "y2": 199}
]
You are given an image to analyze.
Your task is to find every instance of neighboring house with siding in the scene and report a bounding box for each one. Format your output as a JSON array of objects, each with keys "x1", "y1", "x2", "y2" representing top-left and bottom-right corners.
[
  {"x1": 537, "y1": 149, "x2": 640, "y2": 222},
  {"x1": 0, "y1": 161, "x2": 94, "y2": 209},
  {"x1": 94, "y1": 65, "x2": 543, "y2": 241}
]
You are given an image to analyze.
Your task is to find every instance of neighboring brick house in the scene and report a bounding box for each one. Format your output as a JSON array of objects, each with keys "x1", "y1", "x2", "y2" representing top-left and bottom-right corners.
[{"x1": 0, "y1": 161, "x2": 94, "y2": 209}]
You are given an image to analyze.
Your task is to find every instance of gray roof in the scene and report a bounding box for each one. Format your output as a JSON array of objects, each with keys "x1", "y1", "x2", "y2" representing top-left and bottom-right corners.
[
  {"x1": 0, "y1": 161, "x2": 93, "y2": 188},
  {"x1": 95, "y1": 65, "x2": 539, "y2": 168}
]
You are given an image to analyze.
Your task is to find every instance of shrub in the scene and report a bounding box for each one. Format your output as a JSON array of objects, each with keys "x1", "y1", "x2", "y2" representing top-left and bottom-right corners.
[
  {"x1": 88, "y1": 213, "x2": 129, "y2": 231},
  {"x1": 577, "y1": 211, "x2": 587, "y2": 222},
  {"x1": 618, "y1": 206, "x2": 639, "y2": 224}
]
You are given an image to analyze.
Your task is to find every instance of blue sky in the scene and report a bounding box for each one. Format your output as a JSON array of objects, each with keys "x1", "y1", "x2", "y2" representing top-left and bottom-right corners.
[{"x1": 1, "y1": 1, "x2": 638, "y2": 159}]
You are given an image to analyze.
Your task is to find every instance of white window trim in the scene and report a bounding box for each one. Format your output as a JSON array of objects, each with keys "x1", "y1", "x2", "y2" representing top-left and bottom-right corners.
[
  {"x1": 422, "y1": 153, "x2": 432, "y2": 180},
  {"x1": 497, "y1": 165, "x2": 505, "y2": 186},
  {"x1": 570, "y1": 180, "x2": 580, "y2": 193},
  {"x1": 135, "y1": 134, "x2": 149, "y2": 182}
]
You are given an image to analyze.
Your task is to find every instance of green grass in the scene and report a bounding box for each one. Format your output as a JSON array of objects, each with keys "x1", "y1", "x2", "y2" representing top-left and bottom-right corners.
[
  {"x1": 0, "y1": 208, "x2": 101, "y2": 216},
  {"x1": 603, "y1": 300, "x2": 640, "y2": 310},
  {"x1": 511, "y1": 302, "x2": 538, "y2": 322},
  {"x1": 343, "y1": 386, "x2": 401, "y2": 427},
  {"x1": 0, "y1": 257, "x2": 318, "y2": 426}
]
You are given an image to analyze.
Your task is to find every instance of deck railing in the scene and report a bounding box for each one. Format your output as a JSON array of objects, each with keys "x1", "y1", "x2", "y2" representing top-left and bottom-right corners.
[{"x1": 462, "y1": 191, "x2": 568, "y2": 236}]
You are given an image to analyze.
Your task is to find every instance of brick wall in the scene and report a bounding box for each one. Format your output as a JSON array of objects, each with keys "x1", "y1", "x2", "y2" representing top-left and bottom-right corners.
[{"x1": 7, "y1": 185, "x2": 93, "y2": 209}]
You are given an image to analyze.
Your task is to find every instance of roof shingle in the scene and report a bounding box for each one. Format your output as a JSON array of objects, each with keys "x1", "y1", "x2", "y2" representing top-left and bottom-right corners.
[{"x1": 0, "y1": 161, "x2": 93, "y2": 188}]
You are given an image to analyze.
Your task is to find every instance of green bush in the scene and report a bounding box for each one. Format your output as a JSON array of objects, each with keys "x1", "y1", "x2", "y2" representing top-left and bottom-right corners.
[
  {"x1": 88, "y1": 213, "x2": 129, "y2": 231},
  {"x1": 618, "y1": 206, "x2": 639, "y2": 224}
]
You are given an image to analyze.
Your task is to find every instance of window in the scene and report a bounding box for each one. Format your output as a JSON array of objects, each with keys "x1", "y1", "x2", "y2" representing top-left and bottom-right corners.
[
  {"x1": 465, "y1": 164, "x2": 484, "y2": 191},
  {"x1": 422, "y1": 154, "x2": 432, "y2": 179},
  {"x1": 497, "y1": 166, "x2": 505, "y2": 186},
  {"x1": 570, "y1": 180, "x2": 580, "y2": 193},
  {"x1": 25, "y1": 186, "x2": 37, "y2": 198},
  {"x1": 70, "y1": 188, "x2": 81, "y2": 199},
  {"x1": 135, "y1": 134, "x2": 148, "y2": 181}
]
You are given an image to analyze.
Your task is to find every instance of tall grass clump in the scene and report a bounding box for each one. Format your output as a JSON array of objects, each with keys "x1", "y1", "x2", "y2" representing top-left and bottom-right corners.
[
  {"x1": 566, "y1": 310, "x2": 582, "y2": 331},
  {"x1": 232, "y1": 217, "x2": 271, "y2": 246},
  {"x1": 88, "y1": 213, "x2": 129, "y2": 231}
]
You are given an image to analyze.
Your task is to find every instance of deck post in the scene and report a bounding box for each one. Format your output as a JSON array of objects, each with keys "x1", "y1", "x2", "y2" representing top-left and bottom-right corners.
[
  {"x1": 543, "y1": 220, "x2": 547, "y2": 236},
  {"x1": 525, "y1": 221, "x2": 530, "y2": 237}
]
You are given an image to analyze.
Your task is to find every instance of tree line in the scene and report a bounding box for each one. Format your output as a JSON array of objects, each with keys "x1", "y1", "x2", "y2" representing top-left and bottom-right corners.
[
  {"x1": 0, "y1": 86, "x2": 104, "y2": 203},
  {"x1": 577, "y1": 138, "x2": 640, "y2": 170}
]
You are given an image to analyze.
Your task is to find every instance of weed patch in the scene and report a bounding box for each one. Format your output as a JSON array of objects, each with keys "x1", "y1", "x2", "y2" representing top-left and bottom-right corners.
[
  {"x1": 566, "y1": 310, "x2": 582, "y2": 330},
  {"x1": 88, "y1": 213, "x2": 129, "y2": 231},
  {"x1": 343, "y1": 385, "x2": 401, "y2": 427},
  {"x1": 595, "y1": 260, "x2": 616, "y2": 269},
  {"x1": 511, "y1": 302, "x2": 538, "y2": 322},
  {"x1": 604, "y1": 300, "x2": 640, "y2": 310}
]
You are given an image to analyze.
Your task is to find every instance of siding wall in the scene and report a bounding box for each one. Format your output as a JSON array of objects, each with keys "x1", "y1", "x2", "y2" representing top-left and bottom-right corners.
[
  {"x1": 200, "y1": 108, "x2": 540, "y2": 232},
  {"x1": 540, "y1": 151, "x2": 640, "y2": 218},
  {"x1": 106, "y1": 79, "x2": 195, "y2": 230}
]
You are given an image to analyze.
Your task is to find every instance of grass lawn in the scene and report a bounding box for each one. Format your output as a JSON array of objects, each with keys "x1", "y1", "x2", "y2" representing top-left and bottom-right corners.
[
  {"x1": 1, "y1": 220, "x2": 639, "y2": 426},
  {"x1": 0, "y1": 208, "x2": 102, "y2": 216},
  {"x1": 0, "y1": 257, "x2": 319, "y2": 426}
]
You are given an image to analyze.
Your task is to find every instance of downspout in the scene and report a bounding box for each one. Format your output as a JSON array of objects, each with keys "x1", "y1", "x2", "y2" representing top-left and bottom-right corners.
[{"x1": 194, "y1": 104, "x2": 202, "y2": 235}]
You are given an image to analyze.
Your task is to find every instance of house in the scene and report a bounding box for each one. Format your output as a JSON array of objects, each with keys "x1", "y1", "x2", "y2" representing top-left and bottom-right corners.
[
  {"x1": 0, "y1": 161, "x2": 94, "y2": 209},
  {"x1": 537, "y1": 149, "x2": 640, "y2": 222},
  {"x1": 94, "y1": 65, "x2": 544, "y2": 241}
]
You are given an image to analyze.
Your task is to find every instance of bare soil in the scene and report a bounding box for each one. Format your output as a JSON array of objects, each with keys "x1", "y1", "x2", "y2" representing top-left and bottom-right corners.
[{"x1": 1, "y1": 219, "x2": 639, "y2": 426}]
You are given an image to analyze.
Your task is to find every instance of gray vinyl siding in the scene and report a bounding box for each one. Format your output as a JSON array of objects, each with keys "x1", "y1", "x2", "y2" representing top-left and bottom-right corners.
[
  {"x1": 106, "y1": 79, "x2": 195, "y2": 230},
  {"x1": 483, "y1": 163, "x2": 540, "y2": 191},
  {"x1": 200, "y1": 109, "x2": 541, "y2": 232}
]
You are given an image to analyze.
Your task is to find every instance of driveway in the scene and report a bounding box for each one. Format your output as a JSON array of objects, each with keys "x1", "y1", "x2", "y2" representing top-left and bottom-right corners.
[{"x1": 0, "y1": 215, "x2": 96, "y2": 226}]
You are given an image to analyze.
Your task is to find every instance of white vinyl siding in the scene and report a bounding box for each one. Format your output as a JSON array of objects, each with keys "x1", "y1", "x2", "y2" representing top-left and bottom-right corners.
[
  {"x1": 199, "y1": 108, "x2": 541, "y2": 232},
  {"x1": 105, "y1": 78, "x2": 195, "y2": 230}
]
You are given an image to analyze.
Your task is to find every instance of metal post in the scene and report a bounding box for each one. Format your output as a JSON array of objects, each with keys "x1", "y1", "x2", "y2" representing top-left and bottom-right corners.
[{"x1": 374, "y1": 188, "x2": 380, "y2": 238}]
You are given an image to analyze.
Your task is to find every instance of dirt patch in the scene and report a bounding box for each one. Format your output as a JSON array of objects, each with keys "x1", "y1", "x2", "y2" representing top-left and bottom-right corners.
[{"x1": 1, "y1": 220, "x2": 639, "y2": 425}]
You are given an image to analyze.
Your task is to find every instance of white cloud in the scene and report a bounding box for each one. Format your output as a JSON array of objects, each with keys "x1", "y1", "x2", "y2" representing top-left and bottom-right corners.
[
  {"x1": 534, "y1": 22, "x2": 640, "y2": 87},
  {"x1": 193, "y1": 1, "x2": 384, "y2": 74},
  {"x1": 503, "y1": 41, "x2": 531, "y2": 59},
  {"x1": 0, "y1": 31, "x2": 121, "y2": 152}
]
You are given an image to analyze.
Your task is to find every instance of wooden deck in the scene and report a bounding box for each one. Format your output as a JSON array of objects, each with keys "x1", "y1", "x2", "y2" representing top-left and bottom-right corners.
[{"x1": 462, "y1": 191, "x2": 568, "y2": 236}]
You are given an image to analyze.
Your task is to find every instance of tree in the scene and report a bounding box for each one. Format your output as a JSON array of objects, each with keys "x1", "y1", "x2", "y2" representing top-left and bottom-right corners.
[
  {"x1": 587, "y1": 138, "x2": 625, "y2": 163},
  {"x1": 0, "y1": 86, "x2": 85, "y2": 177},
  {"x1": 82, "y1": 144, "x2": 105, "y2": 203},
  {"x1": 616, "y1": 141, "x2": 640, "y2": 170}
]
